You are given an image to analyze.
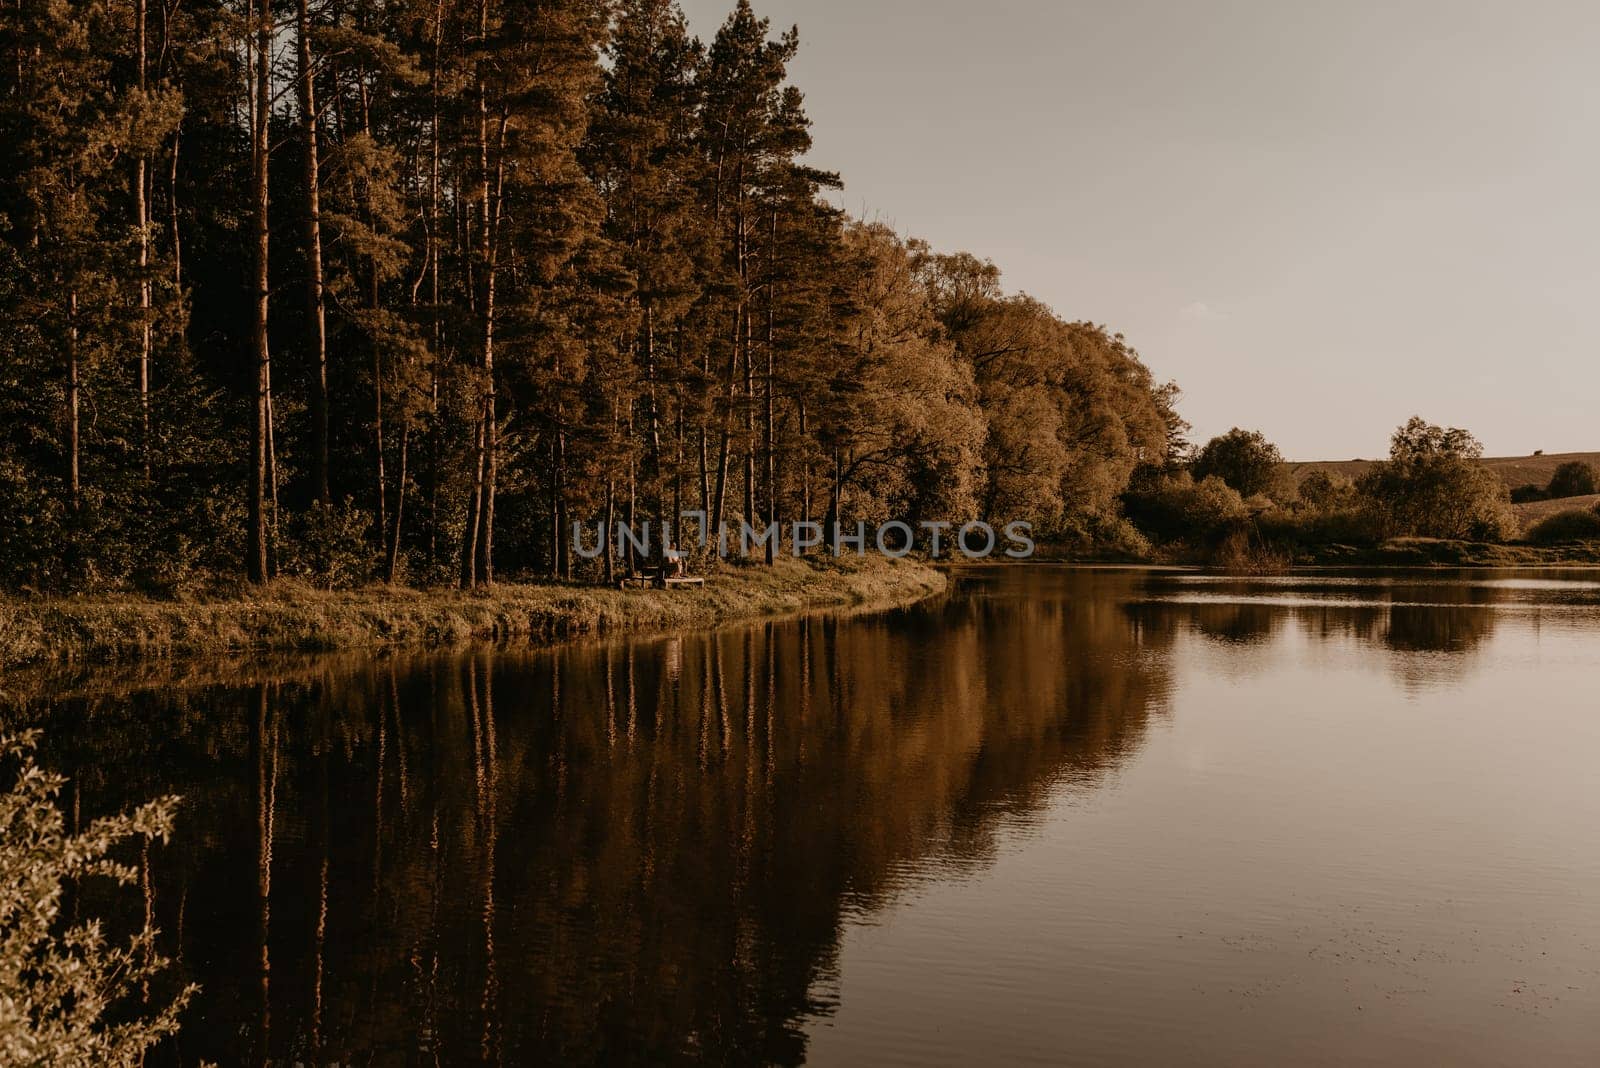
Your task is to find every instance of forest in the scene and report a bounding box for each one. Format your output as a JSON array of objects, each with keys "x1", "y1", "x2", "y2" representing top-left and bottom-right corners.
[{"x1": 0, "y1": 0, "x2": 1186, "y2": 592}]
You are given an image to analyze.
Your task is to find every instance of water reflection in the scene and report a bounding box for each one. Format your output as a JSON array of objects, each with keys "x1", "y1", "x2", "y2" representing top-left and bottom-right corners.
[
  {"x1": 16, "y1": 566, "x2": 1600, "y2": 1064},
  {"x1": 1127, "y1": 568, "x2": 1600, "y2": 689},
  {"x1": 24, "y1": 571, "x2": 1175, "y2": 1065}
]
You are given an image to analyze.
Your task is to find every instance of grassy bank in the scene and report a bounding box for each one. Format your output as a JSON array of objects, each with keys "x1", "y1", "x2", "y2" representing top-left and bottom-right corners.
[
  {"x1": 0, "y1": 555, "x2": 944, "y2": 670},
  {"x1": 1299, "y1": 538, "x2": 1600, "y2": 567}
]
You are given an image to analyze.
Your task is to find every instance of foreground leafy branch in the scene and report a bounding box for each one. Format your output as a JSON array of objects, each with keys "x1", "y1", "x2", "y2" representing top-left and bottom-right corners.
[{"x1": 0, "y1": 731, "x2": 195, "y2": 1066}]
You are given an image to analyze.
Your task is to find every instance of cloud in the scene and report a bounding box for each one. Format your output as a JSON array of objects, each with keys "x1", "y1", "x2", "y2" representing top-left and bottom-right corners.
[{"x1": 1179, "y1": 300, "x2": 1227, "y2": 323}]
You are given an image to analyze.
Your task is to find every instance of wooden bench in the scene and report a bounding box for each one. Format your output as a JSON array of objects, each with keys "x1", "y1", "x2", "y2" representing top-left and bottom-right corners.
[{"x1": 617, "y1": 568, "x2": 704, "y2": 590}]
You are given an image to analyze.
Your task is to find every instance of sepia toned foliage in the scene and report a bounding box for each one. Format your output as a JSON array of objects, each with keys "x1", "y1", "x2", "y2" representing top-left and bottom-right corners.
[
  {"x1": 0, "y1": 0, "x2": 1186, "y2": 591},
  {"x1": 1192, "y1": 428, "x2": 1286, "y2": 500},
  {"x1": 0, "y1": 731, "x2": 195, "y2": 1064},
  {"x1": 1545, "y1": 460, "x2": 1598, "y2": 500},
  {"x1": 1357, "y1": 418, "x2": 1515, "y2": 542},
  {"x1": 0, "y1": 0, "x2": 1525, "y2": 589},
  {"x1": 1524, "y1": 508, "x2": 1600, "y2": 545}
]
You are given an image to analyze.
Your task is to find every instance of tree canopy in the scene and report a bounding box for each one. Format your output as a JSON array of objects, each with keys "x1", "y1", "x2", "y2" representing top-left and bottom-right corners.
[
  {"x1": 0, "y1": 0, "x2": 1187, "y2": 590},
  {"x1": 1356, "y1": 418, "x2": 1514, "y2": 541},
  {"x1": 1191, "y1": 428, "x2": 1284, "y2": 499}
]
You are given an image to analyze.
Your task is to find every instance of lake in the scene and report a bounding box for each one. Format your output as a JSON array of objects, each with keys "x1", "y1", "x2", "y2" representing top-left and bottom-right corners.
[{"x1": 18, "y1": 566, "x2": 1600, "y2": 1065}]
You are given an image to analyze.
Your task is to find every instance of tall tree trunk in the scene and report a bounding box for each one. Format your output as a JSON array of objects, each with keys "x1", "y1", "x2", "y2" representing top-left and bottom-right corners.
[
  {"x1": 480, "y1": 392, "x2": 496, "y2": 584},
  {"x1": 547, "y1": 435, "x2": 560, "y2": 579},
  {"x1": 764, "y1": 210, "x2": 778, "y2": 563},
  {"x1": 266, "y1": 363, "x2": 280, "y2": 556},
  {"x1": 554, "y1": 428, "x2": 567, "y2": 580},
  {"x1": 375, "y1": 350, "x2": 387, "y2": 550},
  {"x1": 603, "y1": 479, "x2": 615, "y2": 585},
  {"x1": 297, "y1": 0, "x2": 330, "y2": 504},
  {"x1": 798, "y1": 398, "x2": 810, "y2": 526},
  {"x1": 643, "y1": 305, "x2": 663, "y2": 532},
  {"x1": 425, "y1": 0, "x2": 444, "y2": 567},
  {"x1": 711, "y1": 304, "x2": 738, "y2": 535},
  {"x1": 387, "y1": 425, "x2": 409, "y2": 583},
  {"x1": 466, "y1": 0, "x2": 497, "y2": 588},
  {"x1": 135, "y1": 0, "x2": 151, "y2": 479},
  {"x1": 675, "y1": 407, "x2": 685, "y2": 553},
  {"x1": 66, "y1": 289, "x2": 80, "y2": 513},
  {"x1": 168, "y1": 127, "x2": 181, "y2": 287},
  {"x1": 246, "y1": 0, "x2": 272, "y2": 584},
  {"x1": 459, "y1": 412, "x2": 485, "y2": 588},
  {"x1": 698, "y1": 427, "x2": 709, "y2": 520},
  {"x1": 743, "y1": 304, "x2": 754, "y2": 533}
]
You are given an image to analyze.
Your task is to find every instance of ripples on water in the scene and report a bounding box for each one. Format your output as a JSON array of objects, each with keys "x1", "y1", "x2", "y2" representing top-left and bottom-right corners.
[{"x1": 11, "y1": 567, "x2": 1600, "y2": 1065}]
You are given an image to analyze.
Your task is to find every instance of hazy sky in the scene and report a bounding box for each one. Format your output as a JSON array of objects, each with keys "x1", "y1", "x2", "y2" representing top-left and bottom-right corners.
[{"x1": 677, "y1": 0, "x2": 1599, "y2": 460}]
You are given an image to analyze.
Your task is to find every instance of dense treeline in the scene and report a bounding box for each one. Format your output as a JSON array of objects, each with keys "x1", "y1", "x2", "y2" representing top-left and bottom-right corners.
[{"x1": 0, "y1": 0, "x2": 1184, "y2": 590}]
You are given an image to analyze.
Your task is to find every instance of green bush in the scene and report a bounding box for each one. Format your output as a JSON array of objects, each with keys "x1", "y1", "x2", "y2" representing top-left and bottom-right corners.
[{"x1": 1525, "y1": 508, "x2": 1600, "y2": 544}]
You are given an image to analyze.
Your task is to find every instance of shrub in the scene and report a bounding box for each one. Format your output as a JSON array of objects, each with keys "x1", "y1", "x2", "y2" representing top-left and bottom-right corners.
[
  {"x1": 1191, "y1": 428, "x2": 1285, "y2": 499},
  {"x1": 1510, "y1": 484, "x2": 1549, "y2": 504},
  {"x1": 1547, "y1": 461, "x2": 1598, "y2": 499},
  {"x1": 1210, "y1": 522, "x2": 1291, "y2": 574},
  {"x1": 1525, "y1": 509, "x2": 1600, "y2": 544},
  {"x1": 1123, "y1": 471, "x2": 1248, "y2": 544},
  {"x1": 1256, "y1": 503, "x2": 1383, "y2": 550},
  {"x1": 1297, "y1": 470, "x2": 1357, "y2": 511},
  {"x1": 1051, "y1": 512, "x2": 1152, "y2": 559},
  {"x1": 0, "y1": 458, "x2": 67, "y2": 592},
  {"x1": 0, "y1": 731, "x2": 195, "y2": 1064},
  {"x1": 280, "y1": 498, "x2": 376, "y2": 589}
]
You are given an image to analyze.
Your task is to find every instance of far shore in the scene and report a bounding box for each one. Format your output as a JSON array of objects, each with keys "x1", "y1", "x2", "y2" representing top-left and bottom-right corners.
[
  {"x1": 0, "y1": 556, "x2": 944, "y2": 672},
  {"x1": 1036, "y1": 537, "x2": 1600, "y2": 569}
]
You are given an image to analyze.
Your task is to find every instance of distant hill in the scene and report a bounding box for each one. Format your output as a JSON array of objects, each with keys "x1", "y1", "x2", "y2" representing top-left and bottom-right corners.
[
  {"x1": 1513, "y1": 493, "x2": 1600, "y2": 525},
  {"x1": 1286, "y1": 451, "x2": 1600, "y2": 493}
]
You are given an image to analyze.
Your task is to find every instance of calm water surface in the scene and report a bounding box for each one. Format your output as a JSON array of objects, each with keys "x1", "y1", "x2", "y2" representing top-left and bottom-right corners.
[{"x1": 17, "y1": 566, "x2": 1600, "y2": 1065}]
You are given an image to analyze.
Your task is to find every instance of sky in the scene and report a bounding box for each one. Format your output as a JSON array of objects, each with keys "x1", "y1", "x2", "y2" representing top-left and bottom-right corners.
[{"x1": 676, "y1": 0, "x2": 1600, "y2": 460}]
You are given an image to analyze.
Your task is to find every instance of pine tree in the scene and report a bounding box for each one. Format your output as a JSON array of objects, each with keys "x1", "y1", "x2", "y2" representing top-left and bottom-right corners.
[
  {"x1": 457, "y1": 0, "x2": 606, "y2": 586},
  {"x1": 588, "y1": 0, "x2": 708, "y2": 560}
]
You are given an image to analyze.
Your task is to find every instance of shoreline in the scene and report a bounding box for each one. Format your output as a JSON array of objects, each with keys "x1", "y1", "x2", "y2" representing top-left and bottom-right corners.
[
  {"x1": 0, "y1": 556, "x2": 945, "y2": 672},
  {"x1": 5, "y1": 545, "x2": 1597, "y2": 673},
  {"x1": 1035, "y1": 537, "x2": 1600, "y2": 569}
]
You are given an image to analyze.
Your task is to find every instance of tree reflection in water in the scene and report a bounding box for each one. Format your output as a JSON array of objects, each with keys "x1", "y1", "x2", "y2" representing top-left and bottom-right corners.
[
  {"x1": 19, "y1": 570, "x2": 1170, "y2": 1064},
  {"x1": 17, "y1": 566, "x2": 1599, "y2": 1064}
]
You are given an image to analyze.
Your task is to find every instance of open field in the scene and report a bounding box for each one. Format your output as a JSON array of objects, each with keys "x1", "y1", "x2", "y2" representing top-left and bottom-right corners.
[
  {"x1": 1513, "y1": 493, "x2": 1600, "y2": 525},
  {"x1": 0, "y1": 555, "x2": 944, "y2": 671},
  {"x1": 1287, "y1": 451, "x2": 1600, "y2": 492}
]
